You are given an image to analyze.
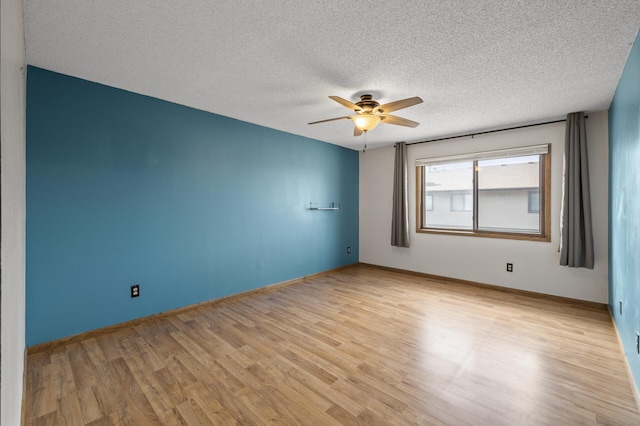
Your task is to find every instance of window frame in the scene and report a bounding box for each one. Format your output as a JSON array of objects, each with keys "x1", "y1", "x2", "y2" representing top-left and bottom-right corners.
[{"x1": 416, "y1": 145, "x2": 551, "y2": 242}]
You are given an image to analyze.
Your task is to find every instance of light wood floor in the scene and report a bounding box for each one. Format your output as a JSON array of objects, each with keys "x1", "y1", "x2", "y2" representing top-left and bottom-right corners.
[{"x1": 23, "y1": 264, "x2": 640, "y2": 425}]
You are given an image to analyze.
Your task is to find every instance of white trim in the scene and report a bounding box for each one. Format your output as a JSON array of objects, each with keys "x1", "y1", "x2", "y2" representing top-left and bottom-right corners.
[{"x1": 416, "y1": 144, "x2": 549, "y2": 166}]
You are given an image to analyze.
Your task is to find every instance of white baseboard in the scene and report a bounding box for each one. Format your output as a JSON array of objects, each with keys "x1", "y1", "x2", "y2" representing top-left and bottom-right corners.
[{"x1": 608, "y1": 307, "x2": 640, "y2": 413}]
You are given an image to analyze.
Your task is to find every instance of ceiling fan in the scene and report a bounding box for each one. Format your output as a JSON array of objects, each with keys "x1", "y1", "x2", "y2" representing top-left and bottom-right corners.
[{"x1": 308, "y1": 94, "x2": 423, "y2": 136}]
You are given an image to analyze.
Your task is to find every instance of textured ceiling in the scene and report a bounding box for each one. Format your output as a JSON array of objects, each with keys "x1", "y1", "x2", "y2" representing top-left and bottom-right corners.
[{"x1": 24, "y1": 1, "x2": 640, "y2": 150}]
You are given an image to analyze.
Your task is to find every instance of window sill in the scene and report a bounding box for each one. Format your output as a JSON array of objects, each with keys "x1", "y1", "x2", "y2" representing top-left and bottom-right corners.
[{"x1": 416, "y1": 228, "x2": 551, "y2": 242}]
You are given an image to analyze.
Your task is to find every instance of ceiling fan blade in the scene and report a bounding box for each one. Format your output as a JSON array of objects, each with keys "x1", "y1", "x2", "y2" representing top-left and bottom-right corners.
[
  {"x1": 353, "y1": 126, "x2": 364, "y2": 137},
  {"x1": 379, "y1": 114, "x2": 420, "y2": 128},
  {"x1": 329, "y1": 96, "x2": 363, "y2": 112},
  {"x1": 308, "y1": 116, "x2": 353, "y2": 125},
  {"x1": 376, "y1": 96, "x2": 423, "y2": 114}
]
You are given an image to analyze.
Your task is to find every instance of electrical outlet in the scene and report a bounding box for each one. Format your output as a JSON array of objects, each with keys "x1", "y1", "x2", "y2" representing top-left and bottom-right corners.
[
  {"x1": 347, "y1": 246, "x2": 351, "y2": 254},
  {"x1": 506, "y1": 263, "x2": 513, "y2": 272},
  {"x1": 131, "y1": 284, "x2": 140, "y2": 298}
]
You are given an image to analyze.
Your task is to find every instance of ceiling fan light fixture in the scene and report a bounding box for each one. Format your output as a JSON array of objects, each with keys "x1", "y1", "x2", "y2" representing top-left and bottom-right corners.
[
  {"x1": 309, "y1": 94, "x2": 423, "y2": 136},
  {"x1": 353, "y1": 114, "x2": 380, "y2": 132}
]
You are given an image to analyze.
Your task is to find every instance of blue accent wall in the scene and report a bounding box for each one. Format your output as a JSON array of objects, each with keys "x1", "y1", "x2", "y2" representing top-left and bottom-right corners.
[
  {"x1": 609, "y1": 33, "x2": 640, "y2": 393},
  {"x1": 26, "y1": 66, "x2": 359, "y2": 346}
]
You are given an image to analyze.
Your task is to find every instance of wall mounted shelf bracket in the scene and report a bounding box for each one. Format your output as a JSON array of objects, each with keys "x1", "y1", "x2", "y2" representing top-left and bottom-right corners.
[{"x1": 309, "y1": 202, "x2": 340, "y2": 211}]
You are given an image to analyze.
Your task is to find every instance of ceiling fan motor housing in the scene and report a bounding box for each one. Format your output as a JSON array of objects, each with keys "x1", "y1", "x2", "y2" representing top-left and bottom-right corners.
[{"x1": 356, "y1": 94, "x2": 381, "y2": 113}]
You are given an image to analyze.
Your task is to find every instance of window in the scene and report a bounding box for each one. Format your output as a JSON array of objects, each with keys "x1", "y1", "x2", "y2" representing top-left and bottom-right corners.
[
  {"x1": 450, "y1": 192, "x2": 472, "y2": 212},
  {"x1": 425, "y1": 194, "x2": 434, "y2": 211},
  {"x1": 528, "y1": 191, "x2": 540, "y2": 213},
  {"x1": 416, "y1": 144, "x2": 550, "y2": 241}
]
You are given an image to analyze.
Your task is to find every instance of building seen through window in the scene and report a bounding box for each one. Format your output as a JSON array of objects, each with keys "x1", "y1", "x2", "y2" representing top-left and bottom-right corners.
[{"x1": 416, "y1": 145, "x2": 549, "y2": 240}]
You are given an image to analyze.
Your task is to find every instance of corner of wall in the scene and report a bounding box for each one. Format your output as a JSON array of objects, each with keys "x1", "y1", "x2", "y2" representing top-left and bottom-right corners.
[{"x1": 1, "y1": 0, "x2": 27, "y2": 424}]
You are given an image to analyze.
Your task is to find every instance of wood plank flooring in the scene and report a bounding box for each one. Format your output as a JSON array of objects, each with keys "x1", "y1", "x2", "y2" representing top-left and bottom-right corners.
[{"x1": 23, "y1": 264, "x2": 640, "y2": 425}]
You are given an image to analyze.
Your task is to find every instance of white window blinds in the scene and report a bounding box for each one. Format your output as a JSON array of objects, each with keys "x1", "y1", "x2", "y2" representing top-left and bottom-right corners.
[{"x1": 415, "y1": 144, "x2": 549, "y2": 166}]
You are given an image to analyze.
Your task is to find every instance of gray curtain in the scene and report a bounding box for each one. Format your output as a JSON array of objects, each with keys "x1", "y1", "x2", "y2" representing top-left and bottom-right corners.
[
  {"x1": 560, "y1": 112, "x2": 594, "y2": 268},
  {"x1": 391, "y1": 142, "x2": 410, "y2": 247}
]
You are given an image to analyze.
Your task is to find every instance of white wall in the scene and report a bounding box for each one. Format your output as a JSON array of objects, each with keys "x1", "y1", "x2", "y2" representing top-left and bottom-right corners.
[
  {"x1": 1, "y1": 0, "x2": 27, "y2": 423},
  {"x1": 360, "y1": 111, "x2": 609, "y2": 303}
]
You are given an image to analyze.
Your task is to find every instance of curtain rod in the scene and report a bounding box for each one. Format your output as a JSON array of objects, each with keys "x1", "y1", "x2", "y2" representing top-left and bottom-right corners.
[{"x1": 405, "y1": 117, "x2": 578, "y2": 147}]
